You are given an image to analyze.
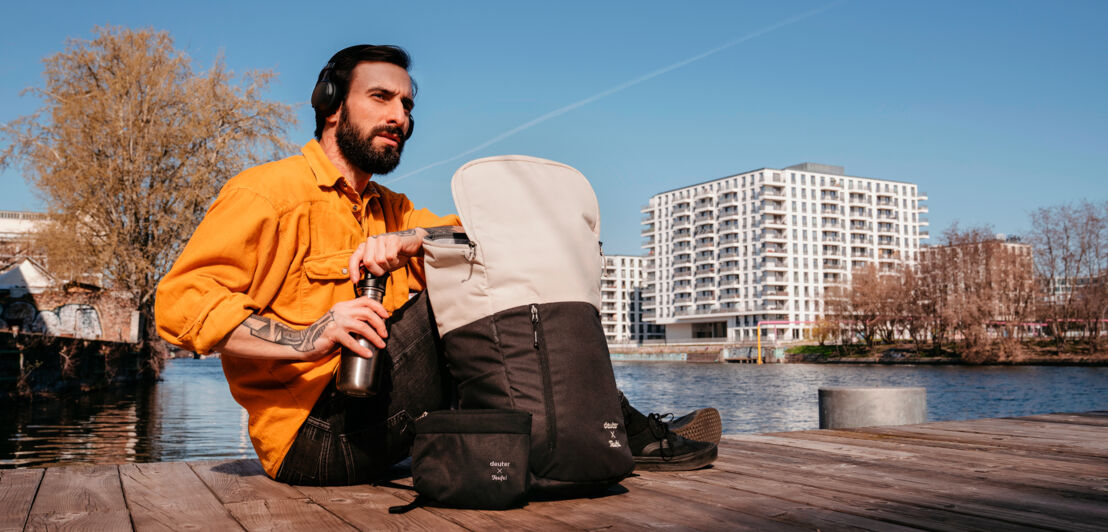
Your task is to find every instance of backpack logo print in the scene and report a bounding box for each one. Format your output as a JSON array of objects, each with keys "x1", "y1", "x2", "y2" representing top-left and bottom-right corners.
[
  {"x1": 604, "y1": 421, "x2": 622, "y2": 448},
  {"x1": 489, "y1": 460, "x2": 510, "y2": 482}
]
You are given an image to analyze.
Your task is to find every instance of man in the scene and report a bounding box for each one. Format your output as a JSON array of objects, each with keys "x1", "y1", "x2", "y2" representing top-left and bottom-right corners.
[{"x1": 156, "y1": 45, "x2": 718, "y2": 486}]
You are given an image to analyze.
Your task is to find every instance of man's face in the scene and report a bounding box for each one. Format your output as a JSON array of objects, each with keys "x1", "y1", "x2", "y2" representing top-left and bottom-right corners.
[{"x1": 335, "y1": 61, "x2": 414, "y2": 175}]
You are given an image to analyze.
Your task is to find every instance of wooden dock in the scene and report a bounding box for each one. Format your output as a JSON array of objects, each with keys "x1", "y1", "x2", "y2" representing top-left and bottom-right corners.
[{"x1": 2, "y1": 411, "x2": 1105, "y2": 531}]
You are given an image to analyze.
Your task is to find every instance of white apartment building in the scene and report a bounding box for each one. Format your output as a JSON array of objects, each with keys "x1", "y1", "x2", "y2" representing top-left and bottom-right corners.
[
  {"x1": 600, "y1": 254, "x2": 665, "y2": 343},
  {"x1": 641, "y1": 163, "x2": 929, "y2": 343}
]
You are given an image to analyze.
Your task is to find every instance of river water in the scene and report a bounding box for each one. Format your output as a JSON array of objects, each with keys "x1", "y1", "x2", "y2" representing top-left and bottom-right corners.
[{"x1": 1, "y1": 358, "x2": 1106, "y2": 468}]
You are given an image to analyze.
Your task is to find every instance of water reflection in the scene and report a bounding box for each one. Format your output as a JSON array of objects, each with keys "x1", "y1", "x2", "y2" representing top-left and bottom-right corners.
[
  {"x1": 614, "y1": 363, "x2": 1108, "y2": 435},
  {"x1": 0, "y1": 358, "x2": 251, "y2": 468},
  {"x1": 1, "y1": 359, "x2": 1106, "y2": 467}
]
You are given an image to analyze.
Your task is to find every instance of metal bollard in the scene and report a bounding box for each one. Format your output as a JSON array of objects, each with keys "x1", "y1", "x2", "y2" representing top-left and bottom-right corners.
[{"x1": 818, "y1": 387, "x2": 926, "y2": 429}]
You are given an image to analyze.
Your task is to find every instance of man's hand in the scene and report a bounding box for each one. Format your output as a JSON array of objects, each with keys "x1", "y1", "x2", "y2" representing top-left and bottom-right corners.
[{"x1": 348, "y1": 228, "x2": 429, "y2": 281}]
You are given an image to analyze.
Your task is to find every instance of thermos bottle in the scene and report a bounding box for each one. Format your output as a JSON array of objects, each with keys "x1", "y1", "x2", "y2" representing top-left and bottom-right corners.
[{"x1": 335, "y1": 271, "x2": 388, "y2": 397}]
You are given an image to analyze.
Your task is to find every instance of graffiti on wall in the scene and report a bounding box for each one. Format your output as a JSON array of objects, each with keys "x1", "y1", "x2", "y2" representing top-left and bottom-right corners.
[{"x1": 0, "y1": 300, "x2": 103, "y2": 340}]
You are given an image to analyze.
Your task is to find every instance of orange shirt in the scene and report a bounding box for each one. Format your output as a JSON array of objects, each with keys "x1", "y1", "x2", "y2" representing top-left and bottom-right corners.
[{"x1": 155, "y1": 139, "x2": 458, "y2": 477}]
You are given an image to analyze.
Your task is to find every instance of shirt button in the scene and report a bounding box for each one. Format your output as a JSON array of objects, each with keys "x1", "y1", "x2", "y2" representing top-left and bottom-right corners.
[
  {"x1": 352, "y1": 205, "x2": 360, "y2": 212},
  {"x1": 341, "y1": 267, "x2": 348, "y2": 275}
]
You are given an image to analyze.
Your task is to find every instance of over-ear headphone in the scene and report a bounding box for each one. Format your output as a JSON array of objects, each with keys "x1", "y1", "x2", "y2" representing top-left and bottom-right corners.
[{"x1": 311, "y1": 59, "x2": 414, "y2": 140}]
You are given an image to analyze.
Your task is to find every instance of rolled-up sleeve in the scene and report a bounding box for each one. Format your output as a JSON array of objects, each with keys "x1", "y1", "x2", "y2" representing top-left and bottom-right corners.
[{"x1": 155, "y1": 186, "x2": 284, "y2": 354}]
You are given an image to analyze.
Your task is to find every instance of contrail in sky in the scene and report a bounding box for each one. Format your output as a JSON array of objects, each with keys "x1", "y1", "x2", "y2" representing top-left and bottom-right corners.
[{"x1": 383, "y1": 1, "x2": 845, "y2": 185}]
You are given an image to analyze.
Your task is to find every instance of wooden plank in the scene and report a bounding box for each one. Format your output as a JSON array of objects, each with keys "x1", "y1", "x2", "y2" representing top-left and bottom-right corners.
[
  {"x1": 857, "y1": 423, "x2": 1108, "y2": 459},
  {"x1": 714, "y1": 439, "x2": 1108, "y2": 531},
  {"x1": 119, "y1": 462, "x2": 243, "y2": 531},
  {"x1": 937, "y1": 417, "x2": 1108, "y2": 443},
  {"x1": 294, "y1": 483, "x2": 466, "y2": 531},
  {"x1": 0, "y1": 468, "x2": 43, "y2": 532},
  {"x1": 225, "y1": 499, "x2": 356, "y2": 532},
  {"x1": 629, "y1": 471, "x2": 922, "y2": 531},
  {"x1": 836, "y1": 424, "x2": 1108, "y2": 469},
  {"x1": 510, "y1": 488, "x2": 651, "y2": 531},
  {"x1": 773, "y1": 429, "x2": 1108, "y2": 496},
  {"x1": 674, "y1": 463, "x2": 1050, "y2": 532},
  {"x1": 189, "y1": 459, "x2": 305, "y2": 505},
  {"x1": 1014, "y1": 412, "x2": 1108, "y2": 427},
  {"x1": 25, "y1": 464, "x2": 131, "y2": 531}
]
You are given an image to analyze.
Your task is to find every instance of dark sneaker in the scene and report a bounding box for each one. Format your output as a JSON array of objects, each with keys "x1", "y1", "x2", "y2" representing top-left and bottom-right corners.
[
  {"x1": 669, "y1": 407, "x2": 722, "y2": 445},
  {"x1": 629, "y1": 413, "x2": 717, "y2": 471}
]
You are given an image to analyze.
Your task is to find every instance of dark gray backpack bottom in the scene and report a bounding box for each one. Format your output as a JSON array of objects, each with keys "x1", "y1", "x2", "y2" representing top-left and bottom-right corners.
[{"x1": 442, "y1": 301, "x2": 633, "y2": 494}]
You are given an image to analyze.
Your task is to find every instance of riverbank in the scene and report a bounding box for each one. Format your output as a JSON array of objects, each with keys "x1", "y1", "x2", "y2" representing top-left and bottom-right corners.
[
  {"x1": 786, "y1": 343, "x2": 1108, "y2": 366},
  {"x1": 0, "y1": 331, "x2": 149, "y2": 400}
]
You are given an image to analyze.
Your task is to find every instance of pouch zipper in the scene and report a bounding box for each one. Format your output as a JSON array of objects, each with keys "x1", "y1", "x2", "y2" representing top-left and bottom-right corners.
[{"x1": 530, "y1": 304, "x2": 557, "y2": 451}]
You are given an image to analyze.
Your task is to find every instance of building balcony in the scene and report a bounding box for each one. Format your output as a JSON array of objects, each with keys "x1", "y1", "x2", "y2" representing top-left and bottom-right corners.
[
  {"x1": 718, "y1": 224, "x2": 741, "y2": 236},
  {"x1": 850, "y1": 222, "x2": 872, "y2": 231},
  {"x1": 850, "y1": 259, "x2": 869, "y2": 270},
  {"x1": 640, "y1": 204, "x2": 653, "y2": 214},
  {"x1": 920, "y1": 217, "x2": 930, "y2": 226},
  {"x1": 673, "y1": 204, "x2": 691, "y2": 215},
  {"x1": 918, "y1": 191, "x2": 929, "y2": 201},
  {"x1": 641, "y1": 225, "x2": 654, "y2": 236},
  {"x1": 720, "y1": 277, "x2": 740, "y2": 287},
  {"x1": 674, "y1": 270, "x2": 693, "y2": 280},
  {"x1": 764, "y1": 259, "x2": 788, "y2": 271},
  {"x1": 694, "y1": 254, "x2": 715, "y2": 265},
  {"x1": 875, "y1": 198, "x2": 895, "y2": 207},
  {"x1": 849, "y1": 193, "x2": 868, "y2": 204},
  {"x1": 850, "y1": 236, "x2": 872, "y2": 245},
  {"x1": 719, "y1": 248, "x2": 740, "y2": 259},
  {"x1": 764, "y1": 229, "x2": 788, "y2": 242},
  {"x1": 764, "y1": 245, "x2": 786, "y2": 255},
  {"x1": 850, "y1": 249, "x2": 873, "y2": 258},
  {"x1": 763, "y1": 200, "x2": 786, "y2": 214},
  {"x1": 762, "y1": 185, "x2": 786, "y2": 199},
  {"x1": 822, "y1": 260, "x2": 845, "y2": 271},
  {"x1": 820, "y1": 192, "x2": 841, "y2": 202},
  {"x1": 718, "y1": 209, "x2": 740, "y2": 222},
  {"x1": 823, "y1": 272, "x2": 844, "y2": 284},
  {"x1": 821, "y1": 179, "x2": 844, "y2": 190},
  {"x1": 765, "y1": 217, "x2": 787, "y2": 229},
  {"x1": 821, "y1": 231, "x2": 843, "y2": 242},
  {"x1": 762, "y1": 289, "x2": 788, "y2": 299},
  {"x1": 920, "y1": 231, "x2": 931, "y2": 239},
  {"x1": 673, "y1": 232, "x2": 693, "y2": 243},
  {"x1": 720, "y1": 263, "x2": 741, "y2": 274},
  {"x1": 718, "y1": 235, "x2": 741, "y2": 246},
  {"x1": 918, "y1": 205, "x2": 929, "y2": 214},
  {"x1": 695, "y1": 240, "x2": 715, "y2": 251},
  {"x1": 719, "y1": 195, "x2": 739, "y2": 207},
  {"x1": 673, "y1": 257, "x2": 691, "y2": 266}
]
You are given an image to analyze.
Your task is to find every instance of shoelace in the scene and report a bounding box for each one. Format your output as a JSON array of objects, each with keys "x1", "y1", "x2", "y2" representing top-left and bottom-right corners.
[{"x1": 646, "y1": 413, "x2": 678, "y2": 460}]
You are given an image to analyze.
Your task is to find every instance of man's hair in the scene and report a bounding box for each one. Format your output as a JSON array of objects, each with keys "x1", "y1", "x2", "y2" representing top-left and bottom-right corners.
[{"x1": 313, "y1": 44, "x2": 416, "y2": 139}]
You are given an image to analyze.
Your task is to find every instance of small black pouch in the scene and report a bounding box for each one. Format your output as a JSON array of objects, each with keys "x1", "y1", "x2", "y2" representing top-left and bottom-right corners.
[{"x1": 410, "y1": 409, "x2": 532, "y2": 510}]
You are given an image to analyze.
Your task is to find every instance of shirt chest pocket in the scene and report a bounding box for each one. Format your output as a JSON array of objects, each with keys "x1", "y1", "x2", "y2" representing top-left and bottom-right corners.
[{"x1": 304, "y1": 250, "x2": 352, "y2": 282}]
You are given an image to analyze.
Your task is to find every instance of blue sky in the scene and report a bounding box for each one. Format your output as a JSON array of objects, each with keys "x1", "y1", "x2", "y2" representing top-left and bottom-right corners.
[{"x1": 2, "y1": 0, "x2": 1105, "y2": 254}]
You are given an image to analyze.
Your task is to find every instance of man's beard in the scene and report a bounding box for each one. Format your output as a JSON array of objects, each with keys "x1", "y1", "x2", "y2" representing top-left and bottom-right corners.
[{"x1": 336, "y1": 109, "x2": 405, "y2": 175}]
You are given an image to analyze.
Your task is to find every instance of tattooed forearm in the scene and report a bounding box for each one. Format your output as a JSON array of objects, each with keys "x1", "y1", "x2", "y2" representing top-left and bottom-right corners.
[
  {"x1": 378, "y1": 229, "x2": 418, "y2": 238},
  {"x1": 242, "y1": 312, "x2": 334, "y2": 353},
  {"x1": 423, "y1": 225, "x2": 466, "y2": 241}
]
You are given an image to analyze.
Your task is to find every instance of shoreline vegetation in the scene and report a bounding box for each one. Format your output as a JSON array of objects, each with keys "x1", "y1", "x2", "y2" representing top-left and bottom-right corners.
[{"x1": 785, "y1": 342, "x2": 1108, "y2": 366}]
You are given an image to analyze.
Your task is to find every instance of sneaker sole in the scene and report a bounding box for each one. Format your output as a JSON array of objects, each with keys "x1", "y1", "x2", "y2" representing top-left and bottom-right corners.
[
  {"x1": 671, "y1": 408, "x2": 722, "y2": 444},
  {"x1": 633, "y1": 444, "x2": 718, "y2": 472}
]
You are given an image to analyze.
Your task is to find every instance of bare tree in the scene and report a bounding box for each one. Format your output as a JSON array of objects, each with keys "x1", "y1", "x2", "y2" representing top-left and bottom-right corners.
[
  {"x1": 1028, "y1": 201, "x2": 1108, "y2": 348},
  {"x1": 1, "y1": 26, "x2": 296, "y2": 374}
]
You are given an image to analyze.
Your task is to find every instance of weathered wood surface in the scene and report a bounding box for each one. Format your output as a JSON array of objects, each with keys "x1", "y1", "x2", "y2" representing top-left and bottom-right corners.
[{"x1": 2, "y1": 411, "x2": 1105, "y2": 531}]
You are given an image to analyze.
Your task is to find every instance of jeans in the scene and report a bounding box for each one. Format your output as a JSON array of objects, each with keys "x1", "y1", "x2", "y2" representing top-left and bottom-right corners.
[{"x1": 274, "y1": 291, "x2": 452, "y2": 486}]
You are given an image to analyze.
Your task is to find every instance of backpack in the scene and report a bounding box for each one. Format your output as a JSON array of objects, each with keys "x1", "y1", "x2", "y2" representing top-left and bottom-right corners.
[{"x1": 422, "y1": 155, "x2": 633, "y2": 495}]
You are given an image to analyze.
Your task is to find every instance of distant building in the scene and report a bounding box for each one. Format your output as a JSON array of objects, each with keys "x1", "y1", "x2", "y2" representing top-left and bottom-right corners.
[
  {"x1": 641, "y1": 163, "x2": 928, "y2": 343},
  {"x1": 0, "y1": 210, "x2": 48, "y2": 267},
  {"x1": 600, "y1": 254, "x2": 664, "y2": 343}
]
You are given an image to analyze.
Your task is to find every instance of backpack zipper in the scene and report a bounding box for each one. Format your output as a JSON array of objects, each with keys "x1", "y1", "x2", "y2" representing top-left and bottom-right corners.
[{"x1": 530, "y1": 304, "x2": 557, "y2": 451}]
